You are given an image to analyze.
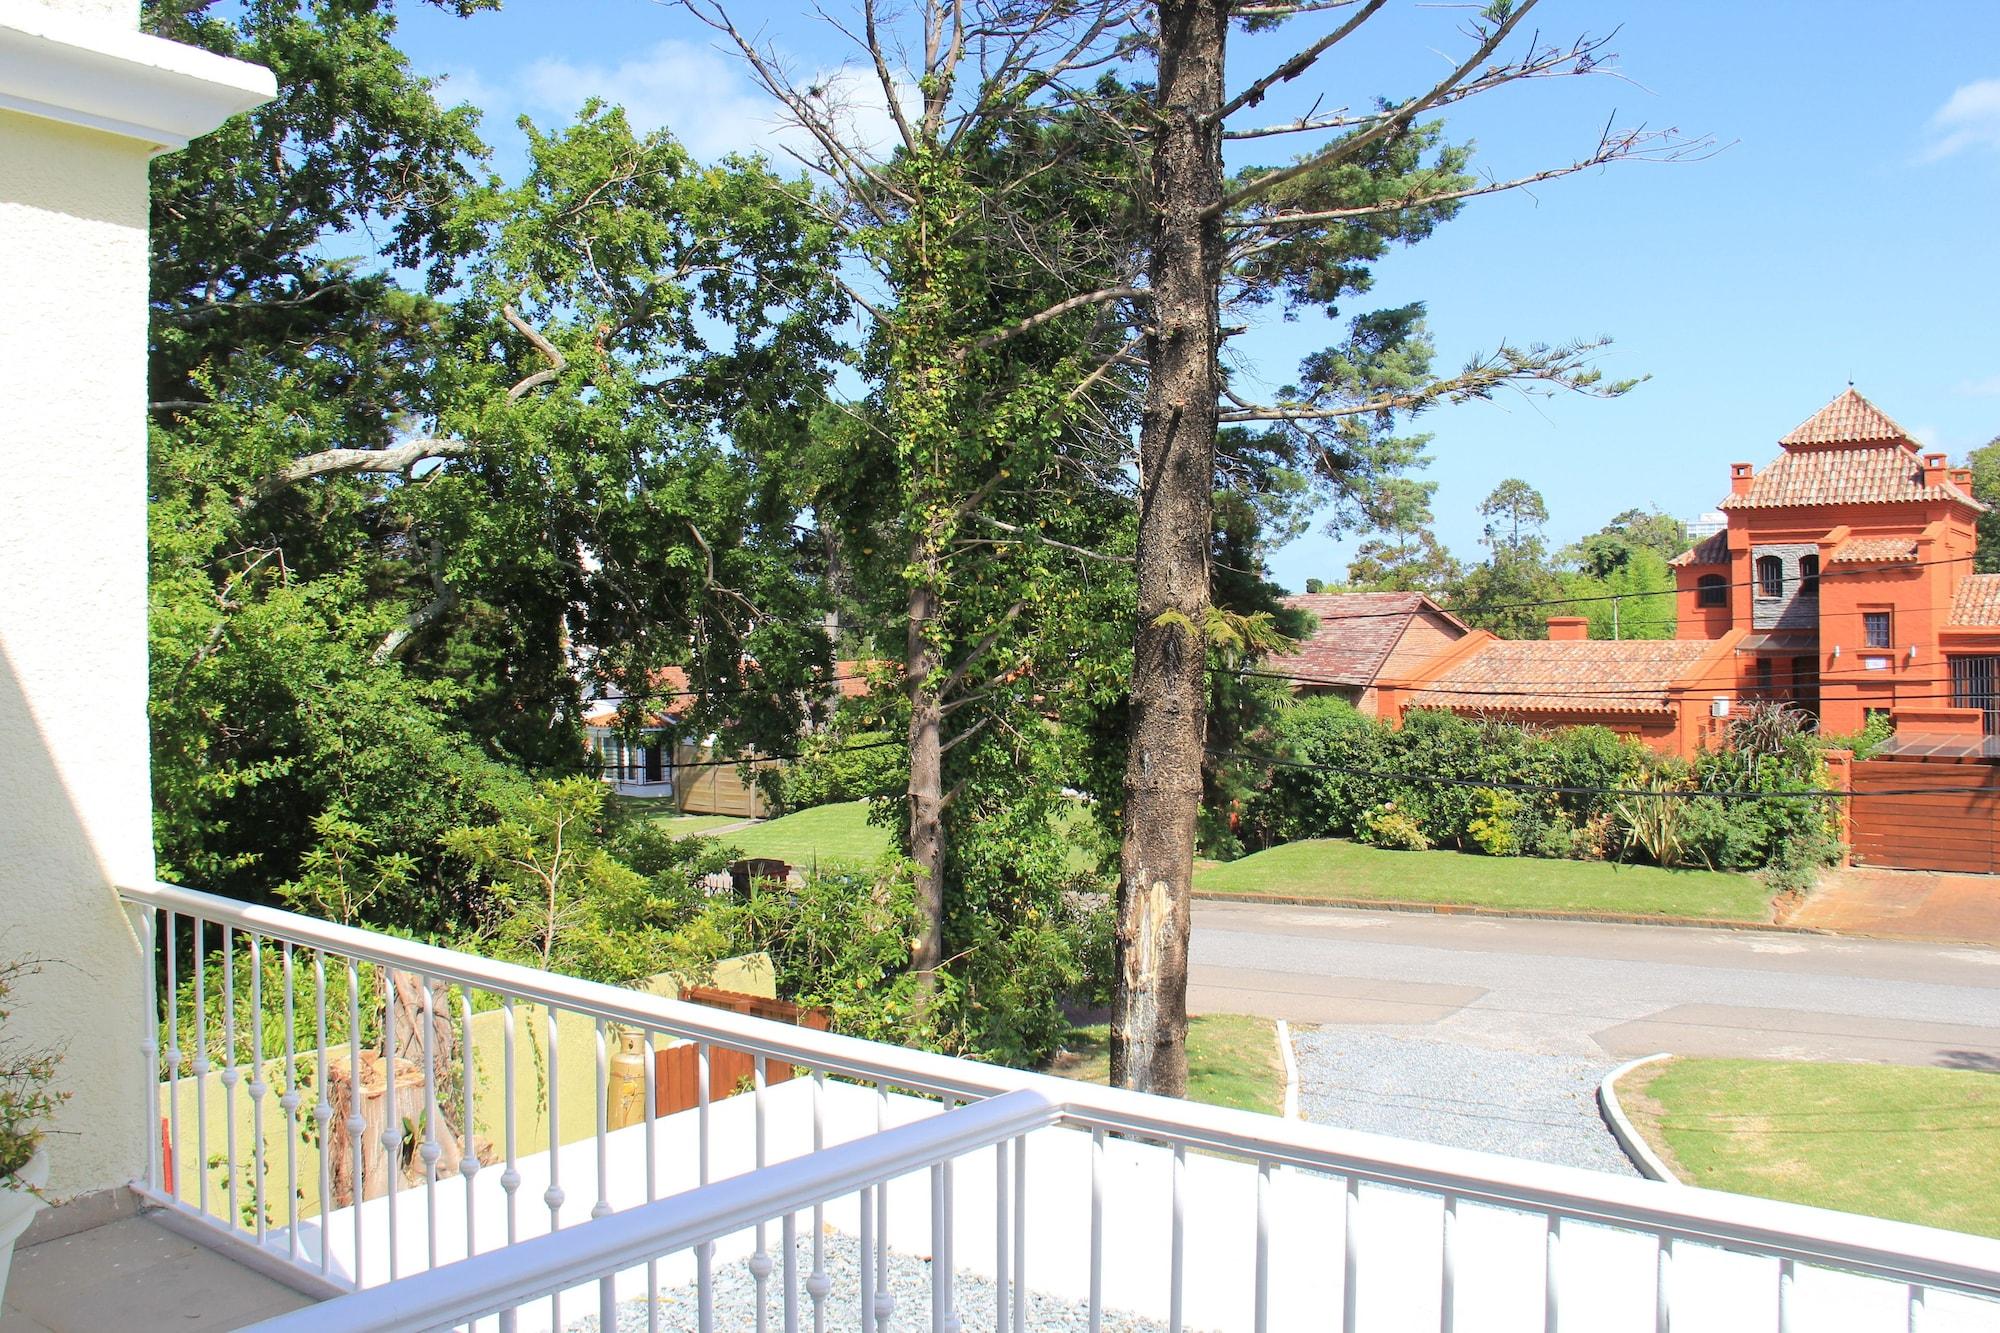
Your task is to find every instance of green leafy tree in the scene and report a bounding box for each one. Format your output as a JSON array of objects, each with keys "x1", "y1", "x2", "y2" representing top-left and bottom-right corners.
[
  {"x1": 1969, "y1": 437, "x2": 2000, "y2": 573},
  {"x1": 1451, "y1": 478, "x2": 1564, "y2": 638},
  {"x1": 146, "y1": 3, "x2": 844, "y2": 922},
  {"x1": 1346, "y1": 475, "x2": 1461, "y2": 592}
]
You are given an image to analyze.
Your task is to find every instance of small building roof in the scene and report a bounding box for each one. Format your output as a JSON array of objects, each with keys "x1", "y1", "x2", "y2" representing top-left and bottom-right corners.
[
  {"x1": 1406, "y1": 638, "x2": 1718, "y2": 715},
  {"x1": 1827, "y1": 536, "x2": 1919, "y2": 564},
  {"x1": 1778, "y1": 387, "x2": 1915, "y2": 447},
  {"x1": 1668, "y1": 530, "x2": 1730, "y2": 568},
  {"x1": 1263, "y1": 592, "x2": 1465, "y2": 688},
  {"x1": 1950, "y1": 574, "x2": 2000, "y2": 627},
  {"x1": 1720, "y1": 389, "x2": 1984, "y2": 513}
]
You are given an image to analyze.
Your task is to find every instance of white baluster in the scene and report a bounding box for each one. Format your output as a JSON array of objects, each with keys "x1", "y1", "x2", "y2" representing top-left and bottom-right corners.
[
  {"x1": 1439, "y1": 1193, "x2": 1457, "y2": 1333},
  {"x1": 994, "y1": 1138, "x2": 1009, "y2": 1333},
  {"x1": 752, "y1": 1054, "x2": 772, "y2": 1333},
  {"x1": 930, "y1": 1163, "x2": 947, "y2": 1333},
  {"x1": 193, "y1": 922, "x2": 209, "y2": 1219},
  {"x1": 1089, "y1": 1126, "x2": 1105, "y2": 1333},
  {"x1": 875, "y1": 1085, "x2": 892, "y2": 1332},
  {"x1": 281, "y1": 942, "x2": 300, "y2": 1260},
  {"x1": 1169, "y1": 1143, "x2": 1185, "y2": 1333},
  {"x1": 313, "y1": 951, "x2": 332, "y2": 1277},
  {"x1": 644, "y1": 1030, "x2": 660, "y2": 1333},
  {"x1": 500, "y1": 996, "x2": 520, "y2": 1333},
  {"x1": 247, "y1": 936, "x2": 269, "y2": 1244},
  {"x1": 459, "y1": 987, "x2": 479, "y2": 1264},
  {"x1": 1907, "y1": 1282, "x2": 1926, "y2": 1333},
  {"x1": 1778, "y1": 1256, "x2": 1795, "y2": 1333},
  {"x1": 1254, "y1": 1158, "x2": 1271, "y2": 1333},
  {"x1": 1011, "y1": 1134, "x2": 1026, "y2": 1333},
  {"x1": 1544, "y1": 1212, "x2": 1562, "y2": 1333},
  {"x1": 139, "y1": 906, "x2": 159, "y2": 1194},
  {"x1": 382, "y1": 965, "x2": 400, "y2": 1279},
  {"x1": 809, "y1": 1071, "x2": 828, "y2": 1333},
  {"x1": 346, "y1": 956, "x2": 365, "y2": 1286},
  {"x1": 596, "y1": 1020, "x2": 614, "y2": 1332},
  {"x1": 421, "y1": 974, "x2": 441, "y2": 1272},
  {"x1": 164, "y1": 912, "x2": 182, "y2": 1208},
  {"x1": 1343, "y1": 1173, "x2": 1362, "y2": 1333},
  {"x1": 698, "y1": 1042, "x2": 713, "y2": 1333},
  {"x1": 860, "y1": 1180, "x2": 876, "y2": 1333},
  {"x1": 940, "y1": 1102, "x2": 957, "y2": 1333},
  {"x1": 222, "y1": 926, "x2": 241, "y2": 1231},
  {"x1": 544, "y1": 1005, "x2": 563, "y2": 1333},
  {"x1": 1654, "y1": 1234, "x2": 1672, "y2": 1333}
]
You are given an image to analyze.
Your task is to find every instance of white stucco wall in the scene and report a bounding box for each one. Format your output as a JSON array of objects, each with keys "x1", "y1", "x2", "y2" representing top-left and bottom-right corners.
[
  {"x1": 0, "y1": 0, "x2": 269, "y2": 1201},
  {"x1": 0, "y1": 100, "x2": 156, "y2": 1201}
]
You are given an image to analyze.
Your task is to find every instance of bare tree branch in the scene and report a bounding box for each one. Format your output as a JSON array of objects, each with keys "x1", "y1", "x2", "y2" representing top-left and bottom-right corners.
[
  {"x1": 962, "y1": 284, "x2": 1147, "y2": 356},
  {"x1": 1212, "y1": 0, "x2": 1387, "y2": 123}
]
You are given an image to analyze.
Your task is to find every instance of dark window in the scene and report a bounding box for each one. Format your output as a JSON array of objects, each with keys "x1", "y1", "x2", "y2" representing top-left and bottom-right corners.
[
  {"x1": 1863, "y1": 611, "x2": 1892, "y2": 649},
  {"x1": 1798, "y1": 553, "x2": 1819, "y2": 598},
  {"x1": 1756, "y1": 657, "x2": 1774, "y2": 697},
  {"x1": 1696, "y1": 574, "x2": 1727, "y2": 608},
  {"x1": 1953, "y1": 656, "x2": 2000, "y2": 736},
  {"x1": 1756, "y1": 555, "x2": 1784, "y2": 599}
]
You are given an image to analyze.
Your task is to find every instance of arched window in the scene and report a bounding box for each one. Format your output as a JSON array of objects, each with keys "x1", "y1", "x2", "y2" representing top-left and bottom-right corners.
[
  {"x1": 1798, "y1": 553, "x2": 1819, "y2": 598},
  {"x1": 1756, "y1": 554, "x2": 1784, "y2": 599},
  {"x1": 1696, "y1": 574, "x2": 1727, "y2": 608}
]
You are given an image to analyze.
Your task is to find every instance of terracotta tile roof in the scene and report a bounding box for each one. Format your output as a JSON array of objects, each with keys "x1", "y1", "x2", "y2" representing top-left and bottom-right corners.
[
  {"x1": 1263, "y1": 592, "x2": 1463, "y2": 687},
  {"x1": 1668, "y1": 530, "x2": 1730, "y2": 568},
  {"x1": 1950, "y1": 575, "x2": 2000, "y2": 627},
  {"x1": 1778, "y1": 387, "x2": 1915, "y2": 447},
  {"x1": 1717, "y1": 443, "x2": 1983, "y2": 512},
  {"x1": 1407, "y1": 638, "x2": 1717, "y2": 715},
  {"x1": 1827, "y1": 537, "x2": 1919, "y2": 564}
]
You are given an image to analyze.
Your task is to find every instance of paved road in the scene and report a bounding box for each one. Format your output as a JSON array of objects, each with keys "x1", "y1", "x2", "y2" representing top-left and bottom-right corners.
[{"x1": 1191, "y1": 900, "x2": 2000, "y2": 1172}]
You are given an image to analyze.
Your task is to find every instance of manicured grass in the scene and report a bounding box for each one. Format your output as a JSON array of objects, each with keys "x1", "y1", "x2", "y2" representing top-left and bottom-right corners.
[
  {"x1": 1194, "y1": 837, "x2": 1771, "y2": 921},
  {"x1": 1046, "y1": 1013, "x2": 1286, "y2": 1116},
  {"x1": 649, "y1": 813, "x2": 751, "y2": 837},
  {"x1": 1620, "y1": 1058, "x2": 2000, "y2": 1238},
  {"x1": 712, "y1": 797, "x2": 1110, "y2": 877},
  {"x1": 723, "y1": 800, "x2": 895, "y2": 869}
]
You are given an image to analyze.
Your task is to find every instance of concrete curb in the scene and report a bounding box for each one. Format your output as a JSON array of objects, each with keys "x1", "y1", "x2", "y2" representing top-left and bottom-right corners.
[
  {"x1": 1275, "y1": 1019, "x2": 1300, "y2": 1120},
  {"x1": 1190, "y1": 889, "x2": 2000, "y2": 947},
  {"x1": 1598, "y1": 1052, "x2": 1682, "y2": 1184}
]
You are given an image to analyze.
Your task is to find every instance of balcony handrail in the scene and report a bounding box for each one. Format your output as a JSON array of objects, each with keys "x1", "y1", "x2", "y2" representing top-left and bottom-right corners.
[
  {"x1": 241, "y1": 1086, "x2": 1061, "y2": 1332},
  {"x1": 126, "y1": 878, "x2": 2000, "y2": 1305}
]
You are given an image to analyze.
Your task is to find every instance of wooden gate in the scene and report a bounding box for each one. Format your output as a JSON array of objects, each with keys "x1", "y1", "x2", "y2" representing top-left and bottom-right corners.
[
  {"x1": 652, "y1": 986, "x2": 830, "y2": 1116},
  {"x1": 1850, "y1": 754, "x2": 2000, "y2": 873}
]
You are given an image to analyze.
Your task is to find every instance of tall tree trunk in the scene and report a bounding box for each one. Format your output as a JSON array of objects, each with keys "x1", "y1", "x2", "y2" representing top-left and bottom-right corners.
[
  {"x1": 907, "y1": 569, "x2": 946, "y2": 981},
  {"x1": 1112, "y1": 0, "x2": 1227, "y2": 1096}
]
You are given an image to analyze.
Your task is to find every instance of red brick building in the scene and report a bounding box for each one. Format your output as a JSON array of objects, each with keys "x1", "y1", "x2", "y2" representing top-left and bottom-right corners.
[
  {"x1": 1284, "y1": 389, "x2": 2000, "y2": 760},
  {"x1": 1668, "y1": 388, "x2": 2000, "y2": 741}
]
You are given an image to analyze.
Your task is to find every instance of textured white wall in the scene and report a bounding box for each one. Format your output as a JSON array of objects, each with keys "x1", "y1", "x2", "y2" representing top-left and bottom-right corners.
[{"x1": 0, "y1": 87, "x2": 155, "y2": 1199}]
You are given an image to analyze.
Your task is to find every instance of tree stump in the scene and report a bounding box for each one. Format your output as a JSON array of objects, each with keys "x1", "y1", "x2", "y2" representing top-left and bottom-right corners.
[{"x1": 325, "y1": 1052, "x2": 426, "y2": 1207}]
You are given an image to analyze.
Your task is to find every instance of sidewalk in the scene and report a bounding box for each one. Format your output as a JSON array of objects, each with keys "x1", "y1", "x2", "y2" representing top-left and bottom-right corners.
[{"x1": 1788, "y1": 867, "x2": 2000, "y2": 946}]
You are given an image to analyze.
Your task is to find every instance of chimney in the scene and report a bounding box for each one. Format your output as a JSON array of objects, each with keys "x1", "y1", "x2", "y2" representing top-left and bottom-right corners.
[
  {"x1": 1952, "y1": 467, "x2": 1974, "y2": 493},
  {"x1": 1923, "y1": 452, "x2": 1948, "y2": 490},
  {"x1": 1730, "y1": 462, "x2": 1754, "y2": 495},
  {"x1": 1547, "y1": 616, "x2": 1589, "y2": 641}
]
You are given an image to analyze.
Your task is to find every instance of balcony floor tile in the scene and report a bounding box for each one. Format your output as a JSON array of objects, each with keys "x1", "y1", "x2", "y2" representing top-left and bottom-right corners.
[{"x1": 3, "y1": 1215, "x2": 315, "y2": 1331}]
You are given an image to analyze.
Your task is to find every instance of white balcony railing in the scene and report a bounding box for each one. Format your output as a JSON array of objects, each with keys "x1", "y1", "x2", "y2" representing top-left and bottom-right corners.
[{"x1": 121, "y1": 880, "x2": 2000, "y2": 1333}]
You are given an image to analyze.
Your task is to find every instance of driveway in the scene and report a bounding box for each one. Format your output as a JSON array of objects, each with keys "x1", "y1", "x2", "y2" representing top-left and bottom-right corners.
[
  {"x1": 1789, "y1": 865, "x2": 2000, "y2": 944},
  {"x1": 1191, "y1": 900, "x2": 2000, "y2": 1174}
]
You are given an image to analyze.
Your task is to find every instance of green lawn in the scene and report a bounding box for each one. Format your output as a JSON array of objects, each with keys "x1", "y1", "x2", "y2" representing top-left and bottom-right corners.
[
  {"x1": 723, "y1": 800, "x2": 895, "y2": 869},
  {"x1": 709, "y1": 797, "x2": 1109, "y2": 877},
  {"x1": 1620, "y1": 1057, "x2": 2000, "y2": 1238},
  {"x1": 649, "y1": 813, "x2": 751, "y2": 837},
  {"x1": 1195, "y1": 837, "x2": 1771, "y2": 921},
  {"x1": 1046, "y1": 1013, "x2": 1286, "y2": 1116}
]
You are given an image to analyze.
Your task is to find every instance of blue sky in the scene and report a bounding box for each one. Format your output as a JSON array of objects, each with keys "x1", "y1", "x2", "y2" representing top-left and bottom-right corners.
[{"x1": 391, "y1": 0, "x2": 2000, "y2": 593}]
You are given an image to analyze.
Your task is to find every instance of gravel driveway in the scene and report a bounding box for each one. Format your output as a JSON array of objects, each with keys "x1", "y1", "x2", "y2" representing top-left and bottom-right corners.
[{"x1": 1291, "y1": 1027, "x2": 1637, "y2": 1176}]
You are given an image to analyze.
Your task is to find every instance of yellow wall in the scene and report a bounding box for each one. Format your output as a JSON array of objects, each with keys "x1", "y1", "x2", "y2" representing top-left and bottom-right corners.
[{"x1": 160, "y1": 955, "x2": 776, "y2": 1222}]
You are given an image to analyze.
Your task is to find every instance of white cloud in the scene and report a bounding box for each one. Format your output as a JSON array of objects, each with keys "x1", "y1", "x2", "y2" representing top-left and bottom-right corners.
[
  {"x1": 470, "y1": 40, "x2": 909, "y2": 167},
  {"x1": 1922, "y1": 78, "x2": 2000, "y2": 160},
  {"x1": 1958, "y1": 373, "x2": 2000, "y2": 397}
]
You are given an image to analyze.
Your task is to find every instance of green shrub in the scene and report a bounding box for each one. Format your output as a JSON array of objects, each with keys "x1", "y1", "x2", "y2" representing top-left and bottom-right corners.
[
  {"x1": 0, "y1": 960, "x2": 64, "y2": 1180},
  {"x1": 763, "y1": 731, "x2": 903, "y2": 812},
  {"x1": 1467, "y1": 789, "x2": 1523, "y2": 856},
  {"x1": 1360, "y1": 802, "x2": 1430, "y2": 851}
]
